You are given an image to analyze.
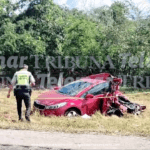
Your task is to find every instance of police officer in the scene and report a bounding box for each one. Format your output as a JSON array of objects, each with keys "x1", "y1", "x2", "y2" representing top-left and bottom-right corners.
[{"x1": 7, "y1": 64, "x2": 35, "y2": 122}]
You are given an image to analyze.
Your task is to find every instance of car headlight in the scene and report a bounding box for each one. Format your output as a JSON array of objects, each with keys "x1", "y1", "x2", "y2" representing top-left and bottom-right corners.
[{"x1": 45, "y1": 102, "x2": 67, "y2": 109}]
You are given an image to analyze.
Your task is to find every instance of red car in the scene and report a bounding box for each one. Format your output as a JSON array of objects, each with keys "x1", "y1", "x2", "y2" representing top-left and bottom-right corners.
[{"x1": 33, "y1": 73, "x2": 146, "y2": 117}]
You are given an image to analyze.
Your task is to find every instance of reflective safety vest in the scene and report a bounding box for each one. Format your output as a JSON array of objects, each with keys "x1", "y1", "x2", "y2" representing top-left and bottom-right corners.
[
  {"x1": 11, "y1": 69, "x2": 35, "y2": 86},
  {"x1": 17, "y1": 74, "x2": 30, "y2": 85}
]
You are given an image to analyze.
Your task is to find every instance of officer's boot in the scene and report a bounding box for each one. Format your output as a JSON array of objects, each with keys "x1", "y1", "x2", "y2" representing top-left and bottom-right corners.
[
  {"x1": 25, "y1": 116, "x2": 30, "y2": 122},
  {"x1": 19, "y1": 116, "x2": 23, "y2": 122}
]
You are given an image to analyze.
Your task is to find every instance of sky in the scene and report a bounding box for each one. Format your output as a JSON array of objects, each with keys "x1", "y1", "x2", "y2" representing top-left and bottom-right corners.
[
  {"x1": 53, "y1": 0, "x2": 150, "y2": 12},
  {"x1": 54, "y1": 0, "x2": 113, "y2": 10},
  {"x1": 12, "y1": 0, "x2": 150, "y2": 15}
]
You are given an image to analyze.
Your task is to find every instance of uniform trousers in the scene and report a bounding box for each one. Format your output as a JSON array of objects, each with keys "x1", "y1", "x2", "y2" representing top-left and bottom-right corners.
[{"x1": 15, "y1": 88, "x2": 31, "y2": 120}]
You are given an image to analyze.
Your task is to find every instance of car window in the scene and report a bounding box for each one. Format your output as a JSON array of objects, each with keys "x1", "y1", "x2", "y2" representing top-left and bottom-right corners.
[
  {"x1": 58, "y1": 81, "x2": 91, "y2": 96},
  {"x1": 81, "y1": 82, "x2": 111, "y2": 98}
]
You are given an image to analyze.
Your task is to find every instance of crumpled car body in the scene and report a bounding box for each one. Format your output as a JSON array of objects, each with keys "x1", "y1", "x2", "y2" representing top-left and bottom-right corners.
[{"x1": 33, "y1": 73, "x2": 146, "y2": 117}]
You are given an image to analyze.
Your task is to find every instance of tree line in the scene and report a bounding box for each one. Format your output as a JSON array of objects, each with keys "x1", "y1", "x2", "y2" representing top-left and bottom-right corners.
[{"x1": 0, "y1": 0, "x2": 150, "y2": 87}]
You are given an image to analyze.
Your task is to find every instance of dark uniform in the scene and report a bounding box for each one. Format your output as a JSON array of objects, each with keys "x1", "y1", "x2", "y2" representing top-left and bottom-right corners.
[{"x1": 11, "y1": 65, "x2": 35, "y2": 121}]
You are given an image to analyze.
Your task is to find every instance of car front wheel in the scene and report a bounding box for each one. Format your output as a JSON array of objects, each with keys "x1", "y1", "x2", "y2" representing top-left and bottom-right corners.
[{"x1": 65, "y1": 109, "x2": 80, "y2": 117}]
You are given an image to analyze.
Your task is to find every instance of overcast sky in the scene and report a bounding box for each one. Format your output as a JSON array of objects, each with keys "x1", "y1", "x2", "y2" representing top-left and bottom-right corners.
[
  {"x1": 53, "y1": 0, "x2": 150, "y2": 11},
  {"x1": 12, "y1": 0, "x2": 150, "y2": 14}
]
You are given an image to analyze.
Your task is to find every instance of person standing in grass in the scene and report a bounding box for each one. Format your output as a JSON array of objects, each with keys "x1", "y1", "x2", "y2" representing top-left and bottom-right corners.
[{"x1": 7, "y1": 64, "x2": 35, "y2": 122}]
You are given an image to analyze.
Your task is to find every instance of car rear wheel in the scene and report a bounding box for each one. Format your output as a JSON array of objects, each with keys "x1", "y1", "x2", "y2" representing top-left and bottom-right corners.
[{"x1": 65, "y1": 109, "x2": 80, "y2": 117}]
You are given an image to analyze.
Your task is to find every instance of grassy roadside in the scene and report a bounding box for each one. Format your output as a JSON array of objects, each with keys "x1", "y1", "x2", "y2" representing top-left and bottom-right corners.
[
  {"x1": 0, "y1": 89, "x2": 150, "y2": 137},
  {"x1": 120, "y1": 86, "x2": 150, "y2": 94}
]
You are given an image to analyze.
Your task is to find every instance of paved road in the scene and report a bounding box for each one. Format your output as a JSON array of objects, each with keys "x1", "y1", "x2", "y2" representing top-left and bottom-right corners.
[
  {"x1": 0, "y1": 145, "x2": 56, "y2": 150},
  {"x1": 0, "y1": 129, "x2": 150, "y2": 149}
]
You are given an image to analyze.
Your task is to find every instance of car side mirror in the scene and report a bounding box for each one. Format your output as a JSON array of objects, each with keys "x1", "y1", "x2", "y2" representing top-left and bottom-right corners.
[
  {"x1": 54, "y1": 86, "x2": 60, "y2": 90},
  {"x1": 85, "y1": 94, "x2": 94, "y2": 99}
]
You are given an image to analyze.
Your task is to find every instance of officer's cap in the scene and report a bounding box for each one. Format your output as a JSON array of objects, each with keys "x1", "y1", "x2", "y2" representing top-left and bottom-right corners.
[{"x1": 23, "y1": 64, "x2": 28, "y2": 69}]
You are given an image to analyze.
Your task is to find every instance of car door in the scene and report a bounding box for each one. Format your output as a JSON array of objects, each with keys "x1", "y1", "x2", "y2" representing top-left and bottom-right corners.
[
  {"x1": 82, "y1": 96, "x2": 99, "y2": 115},
  {"x1": 81, "y1": 82, "x2": 111, "y2": 115}
]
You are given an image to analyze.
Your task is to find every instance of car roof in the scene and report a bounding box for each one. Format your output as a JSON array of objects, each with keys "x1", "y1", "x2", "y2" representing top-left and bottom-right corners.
[{"x1": 81, "y1": 78, "x2": 107, "y2": 85}]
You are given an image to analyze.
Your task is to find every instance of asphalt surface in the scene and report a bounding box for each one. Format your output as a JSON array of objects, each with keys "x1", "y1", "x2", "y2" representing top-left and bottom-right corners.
[
  {"x1": 0, "y1": 129, "x2": 150, "y2": 149},
  {"x1": 0, "y1": 145, "x2": 58, "y2": 150}
]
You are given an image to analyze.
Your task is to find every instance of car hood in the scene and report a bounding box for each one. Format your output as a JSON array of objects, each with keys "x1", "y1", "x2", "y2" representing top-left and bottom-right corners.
[{"x1": 36, "y1": 90, "x2": 81, "y2": 105}]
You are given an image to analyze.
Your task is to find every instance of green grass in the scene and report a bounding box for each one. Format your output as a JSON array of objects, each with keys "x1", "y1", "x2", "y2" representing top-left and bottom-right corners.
[
  {"x1": 120, "y1": 86, "x2": 150, "y2": 94},
  {"x1": 0, "y1": 89, "x2": 150, "y2": 136}
]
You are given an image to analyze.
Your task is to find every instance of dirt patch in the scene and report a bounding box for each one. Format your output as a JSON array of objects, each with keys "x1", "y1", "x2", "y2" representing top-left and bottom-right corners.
[{"x1": 0, "y1": 129, "x2": 150, "y2": 149}]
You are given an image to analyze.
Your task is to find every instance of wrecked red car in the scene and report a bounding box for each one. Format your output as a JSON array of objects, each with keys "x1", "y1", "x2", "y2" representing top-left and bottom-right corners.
[{"x1": 33, "y1": 73, "x2": 146, "y2": 117}]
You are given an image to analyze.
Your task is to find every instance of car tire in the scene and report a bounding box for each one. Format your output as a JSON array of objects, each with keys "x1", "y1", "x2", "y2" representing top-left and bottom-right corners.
[{"x1": 65, "y1": 109, "x2": 80, "y2": 117}]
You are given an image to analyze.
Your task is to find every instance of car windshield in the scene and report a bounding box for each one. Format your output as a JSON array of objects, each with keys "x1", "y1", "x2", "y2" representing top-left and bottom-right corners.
[{"x1": 58, "y1": 81, "x2": 91, "y2": 96}]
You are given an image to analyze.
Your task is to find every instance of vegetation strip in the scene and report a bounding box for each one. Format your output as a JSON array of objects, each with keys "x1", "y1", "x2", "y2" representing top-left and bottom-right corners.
[{"x1": 0, "y1": 90, "x2": 149, "y2": 137}]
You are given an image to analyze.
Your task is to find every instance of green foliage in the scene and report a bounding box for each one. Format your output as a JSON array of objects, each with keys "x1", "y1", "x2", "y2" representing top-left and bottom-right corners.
[
  {"x1": 61, "y1": 17, "x2": 101, "y2": 56},
  {"x1": 0, "y1": 0, "x2": 150, "y2": 86},
  {"x1": 110, "y1": 1, "x2": 129, "y2": 25}
]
